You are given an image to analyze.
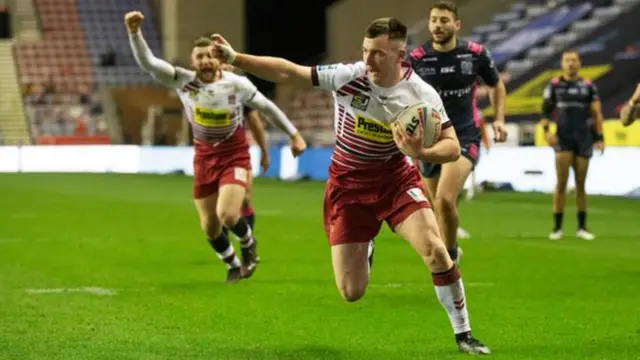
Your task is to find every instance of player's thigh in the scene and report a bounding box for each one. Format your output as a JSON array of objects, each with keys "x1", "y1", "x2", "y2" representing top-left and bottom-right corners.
[
  {"x1": 572, "y1": 155, "x2": 590, "y2": 189},
  {"x1": 217, "y1": 166, "x2": 250, "y2": 219},
  {"x1": 331, "y1": 242, "x2": 370, "y2": 301},
  {"x1": 244, "y1": 170, "x2": 254, "y2": 205},
  {"x1": 422, "y1": 176, "x2": 439, "y2": 205},
  {"x1": 194, "y1": 192, "x2": 221, "y2": 233},
  {"x1": 217, "y1": 184, "x2": 246, "y2": 221},
  {"x1": 436, "y1": 155, "x2": 474, "y2": 207},
  {"x1": 554, "y1": 151, "x2": 574, "y2": 186},
  {"x1": 394, "y1": 207, "x2": 450, "y2": 273}
]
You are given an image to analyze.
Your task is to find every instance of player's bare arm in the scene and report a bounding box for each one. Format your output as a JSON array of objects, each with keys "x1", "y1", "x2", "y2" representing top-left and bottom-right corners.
[
  {"x1": 541, "y1": 82, "x2": 557, "y2": 146},
  {"x1": 621, "y1": 83, "x2": 640, "y2": 126},
  {"x1": 487, "y1": 78, "x2": 508, "y2": 142},
  {"x1": 243, "y1": 90, "x2": 307, "y2": 157},
  {"x1": 417, "y1": 125, "x2": 460, "y2": 163},
  {"x1": 590, "y1": 99, "x2": 605, "y2": 153},
  {"x1": 210, "y1": 34, "x2": 314, "y2": 89},
  {"x1": 477, "y1": 46, "x2": 507, "y2": 143},
  {"x1": 126, "y1": 11, "x2": 191, "y2": 88},
  {"x1": 246, "y1": 110, "x2": 270, "y2": 172},
  {"x1": 392, "y1": 122, "x2": 460, "y2": 163}
]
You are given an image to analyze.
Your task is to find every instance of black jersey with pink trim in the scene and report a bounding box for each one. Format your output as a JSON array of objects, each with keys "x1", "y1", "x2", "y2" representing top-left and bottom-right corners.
[{"x1": 408, "y1": 39, "x2": 499, "y2": 136}]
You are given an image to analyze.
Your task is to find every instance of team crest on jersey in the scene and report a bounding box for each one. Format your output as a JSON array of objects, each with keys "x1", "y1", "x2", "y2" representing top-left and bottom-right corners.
[
  {"x1": 350, "y1": 93, "x2": 370, "y2": 111},
  {"x1": 460, "y1": 61, "x2": 473, "y2": 75},
  {"x1": 228, "y1": 94, "x2": 236, "y2": 105}
]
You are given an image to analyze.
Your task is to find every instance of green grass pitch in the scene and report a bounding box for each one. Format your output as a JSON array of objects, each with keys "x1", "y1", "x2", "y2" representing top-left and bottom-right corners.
[{"x1": 0, "y1": 174, "x2": 638, "y2": 360}]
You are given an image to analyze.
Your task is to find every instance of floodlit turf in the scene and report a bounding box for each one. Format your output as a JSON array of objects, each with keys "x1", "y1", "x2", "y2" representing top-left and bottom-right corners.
[{"x1": 0, "y1": 173, "x2": 639, "y2": 360}]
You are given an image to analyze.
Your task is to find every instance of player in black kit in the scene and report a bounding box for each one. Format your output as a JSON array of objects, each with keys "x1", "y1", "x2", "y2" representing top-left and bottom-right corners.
[
  {"x1": 408, "y1": 1, "x2": 507, "y2": 264},
  {"x1": 540, "y1": 50, "x2": 605, "y2": 241}
]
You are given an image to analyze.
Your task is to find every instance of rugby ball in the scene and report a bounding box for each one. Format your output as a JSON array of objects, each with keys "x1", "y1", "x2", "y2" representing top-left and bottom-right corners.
[{"x1": 393, "y1": 102, "x2": 443, "y2": 148}]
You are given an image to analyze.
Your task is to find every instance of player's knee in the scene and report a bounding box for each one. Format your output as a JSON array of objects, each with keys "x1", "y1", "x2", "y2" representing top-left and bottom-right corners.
[
  {"x1": 216, "y1": 207, "x2": 241, "y2": 228},
  {"x1": 419, "y1": 229, "x2": 452, "y2": 272},
  {"x1": 435, "y1": 192, "x2": 458, "y2": 215},
  {"x1": 555, "y1": 181, "x2": 568, "y2": 193},
  {"x1": 337, "y1": 283, "x2": 367, "y2": 302},
  {"x1": 200, "y1": 215, "x2": 222, "y2": 238},
  {"x1": 242, "y1": 195, "x2": 251, "y2": 209}
]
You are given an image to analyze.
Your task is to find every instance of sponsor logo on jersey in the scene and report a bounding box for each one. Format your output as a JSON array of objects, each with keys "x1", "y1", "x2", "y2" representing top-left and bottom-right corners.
[
  {"x1": 437, "y1": 86, "x2": 473, "y2": 98},
  {"x1": 194, "y1": 106, "x2": 231, "y2": 127},
  {"x1": 440, "y1": 66, "x2": 456, "y2": 74},
  {"x1": 228, "y1": 94, "x2": 236, "y2": 105},
  {"x1": 317, "y1": 64, "x2": 338, "y2": 71},
  {"x1": 460, "y1": 61, "x2": 473, "y2": 75},
  {"x1": 350, "y1": 93, "x2": 370, "y2": 111},
  {"x1": 354, "y1": 116, "x2": 393, "y2": 143}
]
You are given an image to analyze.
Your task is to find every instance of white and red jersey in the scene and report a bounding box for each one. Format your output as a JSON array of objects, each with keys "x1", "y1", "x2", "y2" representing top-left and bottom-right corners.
[
  {"x1": 172, "y1": 69, "x2": 257, "y2": 146},
  {"x1": 311, "y1": 61, "x2": 451, "y2": 188}
]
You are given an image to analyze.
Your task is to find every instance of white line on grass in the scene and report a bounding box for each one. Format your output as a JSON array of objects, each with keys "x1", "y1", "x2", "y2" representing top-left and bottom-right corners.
[{"x1": 25, "y1": 287, "x2": 117, "y2": 296}]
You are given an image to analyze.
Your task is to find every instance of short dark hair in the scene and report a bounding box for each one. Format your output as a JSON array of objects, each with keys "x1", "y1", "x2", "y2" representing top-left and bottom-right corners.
[
  {"x1": 430, "y1": 1, "x2": 459, "y2": 20},
  {"x1": 364, "y1": 17, "x2": 408, "y2": 42},
  {"x1": 193, "y1": 36, "x2": 212, "y2": 47}
]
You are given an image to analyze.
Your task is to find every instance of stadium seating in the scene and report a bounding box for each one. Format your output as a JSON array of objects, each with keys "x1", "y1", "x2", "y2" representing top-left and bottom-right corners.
[
  {"x1": 76, "y1": 0, "x2": 161, "y2": 86},
  {"x1": 497, "y1": 0, "x2": 640, "y2": 122},
  {"x1": 11, "y1": 0, "x2": 165, "y2": 144}
]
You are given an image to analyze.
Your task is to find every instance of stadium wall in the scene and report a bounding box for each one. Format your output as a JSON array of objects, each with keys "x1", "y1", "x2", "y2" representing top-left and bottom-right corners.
[
  {"x1": 1, "y1": 144, "x2": 640, "y2": 197},
  {"x1": 327, "y1": 0, "x2": 432, "y2": 62},
  {"x1": 162, "y1": 0, "x2": 244, "y2": 65}
]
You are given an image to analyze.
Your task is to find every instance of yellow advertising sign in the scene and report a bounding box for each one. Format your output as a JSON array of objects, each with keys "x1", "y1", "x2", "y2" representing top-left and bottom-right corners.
[
  {"x1": 484, "y1": 65, "x2": 612, "y2": 117},
  {"x1": 534, "y1": 119, "x2": 640, "y2": 146}
]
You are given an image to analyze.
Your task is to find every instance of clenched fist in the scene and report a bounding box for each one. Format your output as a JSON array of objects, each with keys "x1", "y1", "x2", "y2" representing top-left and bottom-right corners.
[{"x1": 124, "y1": 11, "x2": 144, "y2": 33}]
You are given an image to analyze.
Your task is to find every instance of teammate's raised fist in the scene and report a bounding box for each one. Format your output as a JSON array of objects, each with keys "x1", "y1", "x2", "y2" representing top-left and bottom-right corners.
[
  {"x1": 124, "y1": 11, "x2": 144, "y2": 33},
  {"x1": 210, "y1": 33, "x2": 237, "y2": 64}
]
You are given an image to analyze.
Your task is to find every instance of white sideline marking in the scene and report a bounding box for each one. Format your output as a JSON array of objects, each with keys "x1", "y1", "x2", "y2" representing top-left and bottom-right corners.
[{"x1": 25, "y1": 287, "x2": 117, "y2": 296}]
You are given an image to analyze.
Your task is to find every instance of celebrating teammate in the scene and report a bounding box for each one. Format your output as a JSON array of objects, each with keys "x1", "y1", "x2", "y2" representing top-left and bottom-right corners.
[
  {"x1": 541, "y1": 50, "x2": 604, "y2": 241},
  {"x1": 408, "y1": 1, "x2": 507, "y2": 263},
  {"x1": 211, "y1": 17, "x2": 490, "y2": 355},
  {"x1": 620, "y1": 83, "x2": 640, "y2": 126},
  {"x1": 125, "y1": 11, "x2": 306, "y2": 282}
]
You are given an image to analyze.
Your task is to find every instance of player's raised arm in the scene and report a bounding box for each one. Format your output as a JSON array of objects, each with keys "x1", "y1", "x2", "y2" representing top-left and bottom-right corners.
[
  {"x1": 211, "y1": 34, "x2": 313, "y2": 88},
  {"x1": 477, "y1": 47, "x2": 507, "y2": 142},
  {"x1": 126, "y1": 11, "x2": 191, "y2": 88},
  {"x1": 620, "y1": 83, "x2": 640, "y2": 126}
]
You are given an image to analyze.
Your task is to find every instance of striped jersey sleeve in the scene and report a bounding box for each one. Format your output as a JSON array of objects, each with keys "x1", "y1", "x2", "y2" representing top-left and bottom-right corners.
[{"x1": 311, "y1": 62, "x2": 366, "y2": 91}]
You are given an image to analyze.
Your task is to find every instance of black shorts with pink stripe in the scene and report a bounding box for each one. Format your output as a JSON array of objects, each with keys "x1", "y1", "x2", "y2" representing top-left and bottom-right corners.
[{"x1": 418, "y1": 132, "x2": 481, "y2": 178}]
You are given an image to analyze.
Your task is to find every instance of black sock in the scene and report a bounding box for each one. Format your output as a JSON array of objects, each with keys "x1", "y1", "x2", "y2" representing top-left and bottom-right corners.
[
  {"x1": 553, "y1": 212, "x2": 563, "y2": 232},
  {"x1": 447, "y1": 247, "x2": 459, "y2": 261},
  {"x1": 222, "y1": 227, "x2": 229, "y2": 237},
  {"x1": 208, "y1": 232, "x2": 239, "y2": 268},
  {"x1": 577, "y1": 211, "x2": 586, "y2": 230},
  {"x1": 245, "y1": 213, "x2": 255, "y2": 230},
  {"x1": 229, "y1": 217, "x2": 253, "y2": 246}
]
